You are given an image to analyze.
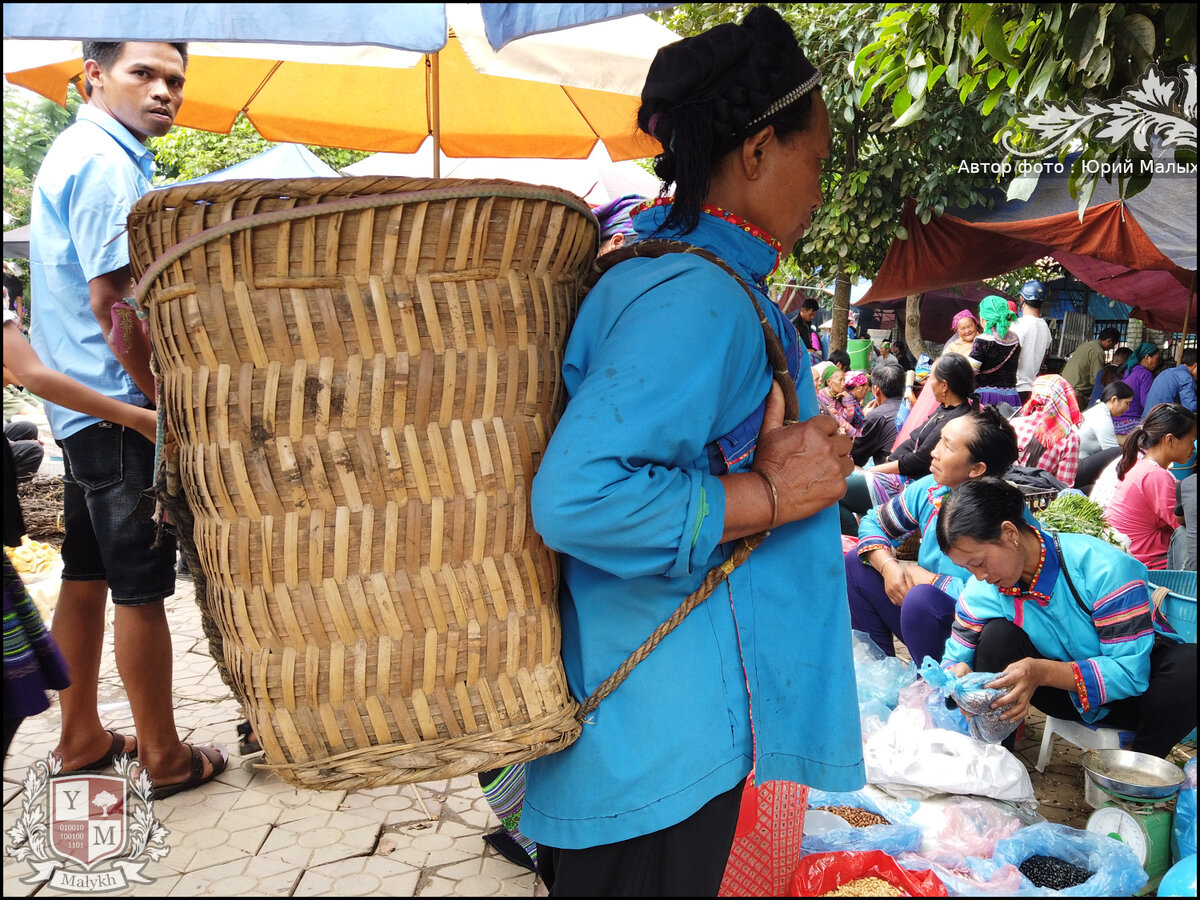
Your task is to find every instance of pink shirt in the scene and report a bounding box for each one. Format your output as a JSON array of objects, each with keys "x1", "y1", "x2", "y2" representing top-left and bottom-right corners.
[{"x1": 1105, "y1": 458, "x2": 1178, "y2": 569}]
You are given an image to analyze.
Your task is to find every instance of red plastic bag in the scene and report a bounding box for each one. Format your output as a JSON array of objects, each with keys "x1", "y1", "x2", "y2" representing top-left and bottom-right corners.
[
  {"x1": 789, "y1": 850, "x2": 948, "y2": 897},
  {"x1": 719, "y1": 776, "x2": 808, "y2": 897}
]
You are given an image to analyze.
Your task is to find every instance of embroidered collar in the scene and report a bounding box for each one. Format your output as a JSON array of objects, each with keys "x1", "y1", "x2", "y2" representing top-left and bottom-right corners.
[
  {"x1": 632, "y1": 198, "x2": 784, "y2": 279},
  {"x1": 999, "y1": 528, "x2": 1062, "y2": 624}
]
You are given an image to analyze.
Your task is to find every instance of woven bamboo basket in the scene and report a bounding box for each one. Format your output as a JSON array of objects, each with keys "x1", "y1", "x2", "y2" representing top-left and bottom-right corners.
[{"x1": 127, "y1": 176, "x2": 596, "y2": 790}]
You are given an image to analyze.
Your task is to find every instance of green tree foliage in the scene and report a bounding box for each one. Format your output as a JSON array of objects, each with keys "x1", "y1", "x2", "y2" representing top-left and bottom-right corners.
[
  {"x1": 853, "y1": 3, "x2": 1197, "y2": 210},
  {"x1": 149, "y1": 113, "x2": 371, "y2": 183},
  {"x1": 3, "y1": 86, "x2": 81, "y2": 227}
]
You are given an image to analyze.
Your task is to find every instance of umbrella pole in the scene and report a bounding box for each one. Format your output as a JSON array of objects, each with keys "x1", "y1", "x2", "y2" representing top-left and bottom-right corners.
[
  {"x1": 1180, "y1": 271, "x2": 1194, "y2": 364},
  {"x1": 430, "y1": 52, "x2": 442, "y2": 179}
]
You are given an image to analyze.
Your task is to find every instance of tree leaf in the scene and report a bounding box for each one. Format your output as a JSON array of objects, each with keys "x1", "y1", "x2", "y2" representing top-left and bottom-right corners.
[
  {"x1": 1120, "y1": 13, "x2": 1156, "y2": 60},
  {"x1": 892, "y1": 91, "x2": 927, "y2": 128},
  {"x1": 1006, "y1": 168, "x2": 1041, "y2": 202},
  {"x1": 892, "y1": 85, "x2": 913, "y2": 120},
  {"x1": 1027, "y1": 56, "x2": 1056, "y2": 105},
  {"x1": 1063, "y1": 6, "x2": 1101, "y2": 68},
  {"x1": 908, "y1": 66, "x2": 929, "y2": 100},
  {"x1": 981, "y1": 87, "x2": 1004, "y2": 116},
  {"x1": 987, "y1": 67, "x2": 1004, "y2": 91},
  {"x1": 982, "y1": 16, "x2": 1017, "y2": 67},
  {"x1": 1075, "y1": 170, "x2": 1098, "y2": 221}
]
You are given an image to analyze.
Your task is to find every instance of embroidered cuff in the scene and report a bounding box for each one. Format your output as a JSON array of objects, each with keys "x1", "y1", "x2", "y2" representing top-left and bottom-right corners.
[
  {"x1": 856, "y1": 537, "x2": 891, "y2": 559},
  {"x1": 1070, "y1": 661, "x2": 1091, "y2": 713}
]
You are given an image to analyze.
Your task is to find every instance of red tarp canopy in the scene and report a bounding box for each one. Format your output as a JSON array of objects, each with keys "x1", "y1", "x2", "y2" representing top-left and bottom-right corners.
[{"x1": 859, "y1": 151, "x2": 1196, "y2": 332}]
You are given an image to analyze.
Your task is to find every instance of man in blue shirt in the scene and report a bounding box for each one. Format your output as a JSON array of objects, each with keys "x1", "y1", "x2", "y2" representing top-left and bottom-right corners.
[
  {"x1": 1144, "y1": 348, "x2": 1197, "y2": 413},
  {"x1": 30, "y1": 40, "x2": 227, "y2": 795}
]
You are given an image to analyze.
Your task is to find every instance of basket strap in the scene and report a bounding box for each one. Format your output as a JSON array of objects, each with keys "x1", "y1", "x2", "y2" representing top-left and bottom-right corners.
[
  {"x1": 575, "y1": 240, "x2": 798, "y2": 724},
  {"x1": 1151, "y1": 585, "x2": 1170, "y2": 611}
]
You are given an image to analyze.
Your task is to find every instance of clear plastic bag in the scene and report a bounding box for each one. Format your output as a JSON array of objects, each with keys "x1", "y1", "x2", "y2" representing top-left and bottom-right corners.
[
  {"x1": 802, "y1": 788, "x2": 923, "y2": 857},
  {"x1": 920, "y1": 658, "x2": 1017, "y2": 744},
  {"x1": 918, "y1": 795, "x2": 1026, "y2": 858},
  {"x1": 992, "y1": 821, "x2": 1149, "y2": 896},
  {"x1": 897, "y1": 853, "x2": 1040, "y2": 897},
  {"x1": 1174, "y1": 757, "x2": 1197, "y2": 863},
  {"x1": 853, "y1": 630, "x2": 917, "y2": 711}
]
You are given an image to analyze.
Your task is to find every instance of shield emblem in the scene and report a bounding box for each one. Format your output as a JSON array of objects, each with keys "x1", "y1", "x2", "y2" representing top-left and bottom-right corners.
[{"x1": 49, "y1": 775, "x2": 127, "y2": 869}]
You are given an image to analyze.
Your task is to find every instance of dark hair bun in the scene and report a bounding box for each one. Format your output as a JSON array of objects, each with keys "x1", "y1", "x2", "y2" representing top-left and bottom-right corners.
[{"x1": 637, "y1": 5, "x2": 820, "y2": 233}]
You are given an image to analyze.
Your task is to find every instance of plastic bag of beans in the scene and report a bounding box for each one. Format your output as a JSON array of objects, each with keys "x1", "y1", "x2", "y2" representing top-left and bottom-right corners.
[
  {"x1": 802, "y1": 789, "x2": 922, "y2": 857},
  {"x1": 992, "y1": 822, "x2": 1148, "y2": 896},
  {"x1": 789, "y1": 850, "x2": 948, "y2": 897}
]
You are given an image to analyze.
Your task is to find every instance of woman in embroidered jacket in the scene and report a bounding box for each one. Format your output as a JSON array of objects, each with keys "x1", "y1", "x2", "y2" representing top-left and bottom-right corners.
[
  {"x1": 816, "y1": 364, "x2": 865, "y2": 437},
  {"x1": 847, "y1": 407, "x2": 1020, "y2": 666},
  {"x1": 968, "y1": 295, "x2": 1023, "y2": 408},
  {"x1": 937, "y1": 478, "x2": 1196, "y2": 758},
  {"x1": 522, "y1": 7, "x2": 863, "y2": 895}
]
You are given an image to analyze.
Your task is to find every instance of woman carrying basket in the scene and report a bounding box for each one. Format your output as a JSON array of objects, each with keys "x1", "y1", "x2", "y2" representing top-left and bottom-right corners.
[{"x1": 522, "y1": 7, "x2": 864, "y2": 895}]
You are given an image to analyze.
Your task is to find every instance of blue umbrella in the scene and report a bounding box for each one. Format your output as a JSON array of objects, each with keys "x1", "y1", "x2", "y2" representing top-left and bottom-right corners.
[{"x1": 1, "y1": 3, "x2": 673, "y2": 52}]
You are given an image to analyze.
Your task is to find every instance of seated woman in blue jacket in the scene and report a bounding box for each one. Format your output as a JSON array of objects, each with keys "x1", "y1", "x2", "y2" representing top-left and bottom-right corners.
[
  {"x1": 846, "y1": 405, "x2": 1019, "y2": 664},
  {"x1": 936, "y1": 477, "x2": 1196, "y2": 758}
]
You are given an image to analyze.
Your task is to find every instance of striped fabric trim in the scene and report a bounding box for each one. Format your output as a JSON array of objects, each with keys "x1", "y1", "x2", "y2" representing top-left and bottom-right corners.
[
  {"x1": 1093, "y1": 582, "x2": 1154, "y2": 645},
  {"x1": 949, "y1": 612, "x2": 985, "y2": 651},
  {"x1": 855, "y1": 536, "x2": 893, "y2": 557},
  {"x1": 931, "y1": 573, "x2": 955, "y2": 592}
]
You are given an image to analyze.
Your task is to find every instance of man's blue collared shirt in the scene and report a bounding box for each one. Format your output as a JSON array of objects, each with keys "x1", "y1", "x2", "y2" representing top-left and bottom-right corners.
[{"x1": 29, "y1": 104, "x2": 155, "y2": 440}]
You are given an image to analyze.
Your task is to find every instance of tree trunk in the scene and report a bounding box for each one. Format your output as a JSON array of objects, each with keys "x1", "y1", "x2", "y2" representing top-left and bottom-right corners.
[
  {"x1": 905, "y1": 293, "x2": 927, "y2": 358},
  {"x1": 831, "y1": 268, "x2": 851, "y2": 354}
]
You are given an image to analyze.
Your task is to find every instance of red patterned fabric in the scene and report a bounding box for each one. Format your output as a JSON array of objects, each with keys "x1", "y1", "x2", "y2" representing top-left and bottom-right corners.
[{"x1": 719, "y1": 777, "x2": 808, "y2": 897}]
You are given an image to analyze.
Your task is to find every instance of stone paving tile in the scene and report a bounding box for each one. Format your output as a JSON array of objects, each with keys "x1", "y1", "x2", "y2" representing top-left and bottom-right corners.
[
  {"x1": 164, "y1": 854, "x2": 303, "y2": 896},
  {"x1": 257, "y1": 809, "x2": 383, "y2": 869},
  {"x1": 294, "y1": 853, "x2": 422, "y2": 896}
]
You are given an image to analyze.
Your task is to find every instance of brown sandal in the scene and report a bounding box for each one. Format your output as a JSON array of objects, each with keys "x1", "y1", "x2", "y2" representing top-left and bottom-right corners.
[
  {"x1": 150, "y1": 743, "x2": 229, "y2": 799},
  {"x1": 61, "y1": 730, "x2": 138, "y2": 775}
]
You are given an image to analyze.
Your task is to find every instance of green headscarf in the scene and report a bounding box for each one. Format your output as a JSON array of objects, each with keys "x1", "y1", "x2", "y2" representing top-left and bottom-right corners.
[
  {"x1": 979, "y1": 295, "x2": 1017, "y2": 338},
  {"x1": 1125, "y1": 342, "x2": 1160, "y2": 373},
  {"x1": 820, "y1": 364, "x2": 839, "y2": 388}
]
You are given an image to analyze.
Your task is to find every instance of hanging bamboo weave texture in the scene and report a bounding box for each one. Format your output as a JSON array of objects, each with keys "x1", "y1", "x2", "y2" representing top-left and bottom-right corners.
[{"x1": 127, "y1": 176, "x2": 596, "y2": 789}]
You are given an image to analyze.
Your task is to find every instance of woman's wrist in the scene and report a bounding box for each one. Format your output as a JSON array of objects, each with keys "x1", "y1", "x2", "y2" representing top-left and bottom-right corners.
[
  {"x1": 753, "y1": 469, "x2": 780, "y2": 529},
  {"x1": 876, "y1": 555, "x2": 900, "y2": 574}
]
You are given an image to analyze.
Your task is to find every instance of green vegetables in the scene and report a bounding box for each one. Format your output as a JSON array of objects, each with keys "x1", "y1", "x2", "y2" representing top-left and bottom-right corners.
[{"x1": 1036, "y1": 493, "x2": 1126, "y2": 548}]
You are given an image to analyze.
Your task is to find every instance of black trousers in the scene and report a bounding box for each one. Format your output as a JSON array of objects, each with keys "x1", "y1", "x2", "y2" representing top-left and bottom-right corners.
[
  {"x1": 536, "y1": 777, "x2": 744, "y2": 897},
  {"x1": 974, "y1": 618, "x2": 1197, "y2": 758},
  {"x1": 839, "y1": 473, "x2": 873, "y2": 536}
]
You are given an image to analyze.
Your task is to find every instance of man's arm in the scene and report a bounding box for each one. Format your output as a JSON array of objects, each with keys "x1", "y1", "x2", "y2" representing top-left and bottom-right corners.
[{"x1": 89, "y1": 266, "x2": 155, "y2": 403}]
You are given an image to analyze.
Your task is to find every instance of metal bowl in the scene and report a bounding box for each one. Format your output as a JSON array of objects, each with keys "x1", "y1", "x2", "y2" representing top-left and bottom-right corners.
[{"x1": 1081, "y1": 748, "x2": 1186, "y2": 801}]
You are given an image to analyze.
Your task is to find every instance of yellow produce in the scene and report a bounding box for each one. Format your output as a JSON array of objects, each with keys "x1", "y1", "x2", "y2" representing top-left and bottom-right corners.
[{"x1": 10, "y1": 535, "x2": 60, "y2": 576}]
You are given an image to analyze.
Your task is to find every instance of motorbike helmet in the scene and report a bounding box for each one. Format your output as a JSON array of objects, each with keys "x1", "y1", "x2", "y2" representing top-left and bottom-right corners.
[{"x1": 1019, "y1": 279, "x2": 1046, "y2": 306}]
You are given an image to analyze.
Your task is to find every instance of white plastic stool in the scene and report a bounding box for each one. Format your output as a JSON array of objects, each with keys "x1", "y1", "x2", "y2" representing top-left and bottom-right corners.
[{"x1": 1036, "y1": 715, "x2": 1134, "y2": 773}]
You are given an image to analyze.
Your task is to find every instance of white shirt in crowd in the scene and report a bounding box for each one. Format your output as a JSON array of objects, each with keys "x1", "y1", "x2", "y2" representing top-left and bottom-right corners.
[
  {"x1": 1011, "y1": 310, "x2": 1052, "y2": 393},
  {"x1": 1078, "y1": 400, "x2": 1120, "y2": 460}
]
